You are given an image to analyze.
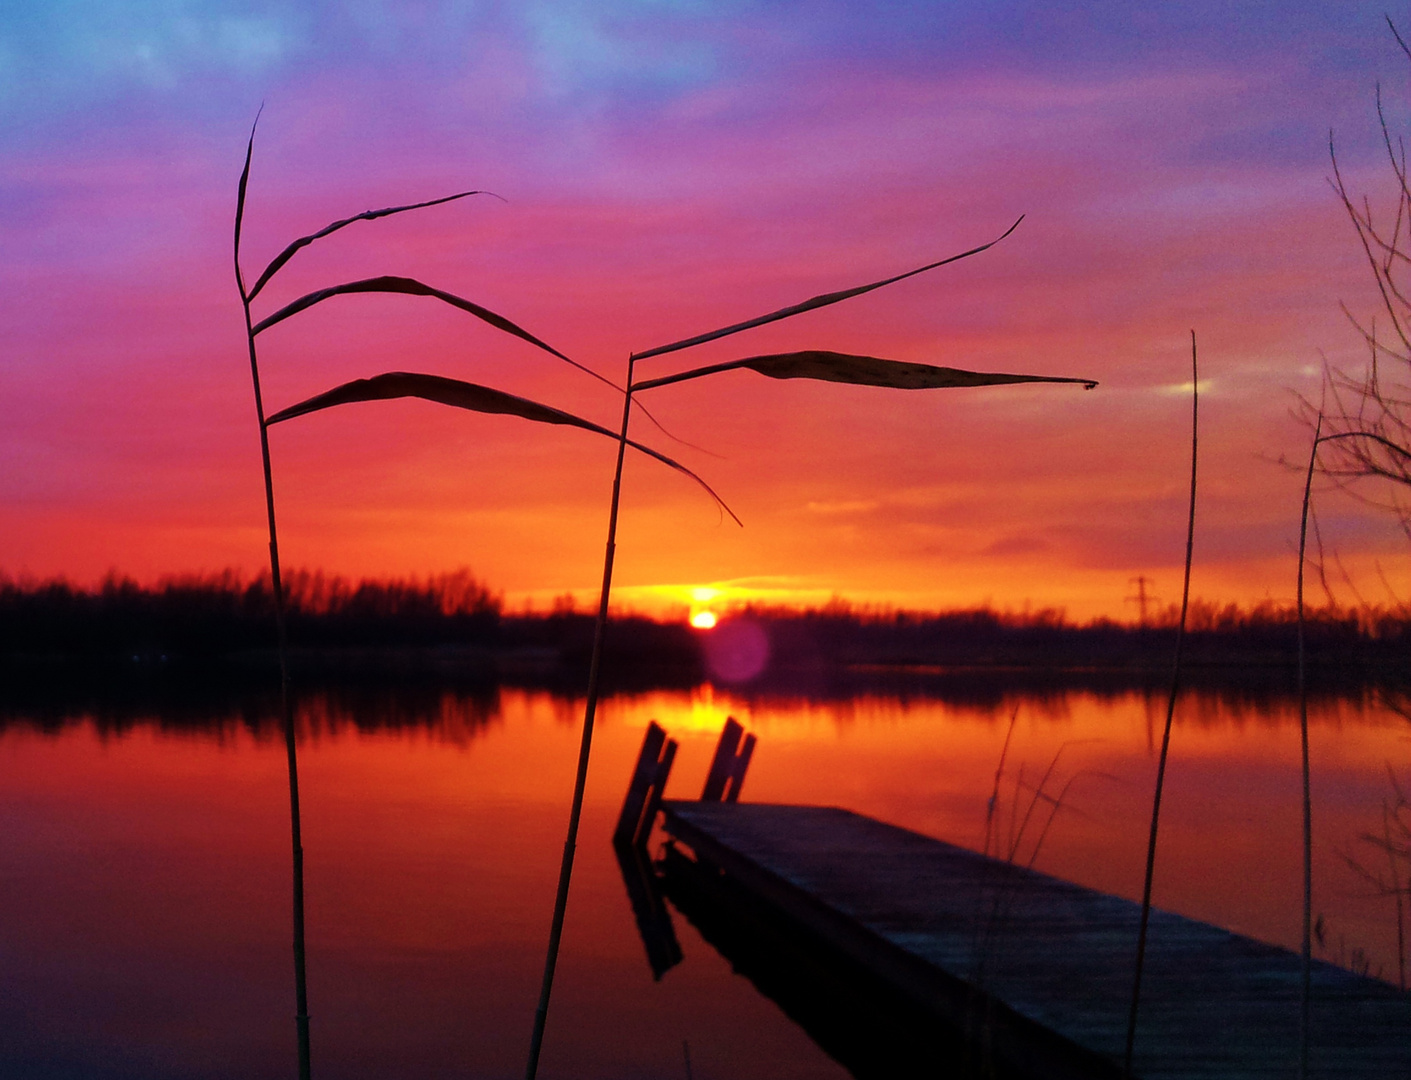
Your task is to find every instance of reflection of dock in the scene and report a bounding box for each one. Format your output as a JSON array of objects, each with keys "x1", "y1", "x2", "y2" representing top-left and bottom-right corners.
[{"x1": 618, "y1": 722, "x2": 1411, "y2": 1079}]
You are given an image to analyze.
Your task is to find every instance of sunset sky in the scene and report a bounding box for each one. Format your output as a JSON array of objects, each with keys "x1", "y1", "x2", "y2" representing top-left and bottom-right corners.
[{"x1": 3, "y1": 1, "x2": 1409, "y2": 619}]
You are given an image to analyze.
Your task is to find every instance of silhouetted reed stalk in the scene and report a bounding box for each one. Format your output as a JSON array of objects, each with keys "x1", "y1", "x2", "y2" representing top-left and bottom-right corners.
[
  {"x1": 1383, "y1": 797, "x2": 1407, "y2": 990},
  {"x1": 1292, "y1": 420, "x2": 1372, "y2": 1075},
  {"x1": 235, "y1": 117, "x2": 596, "y2": 1078},
  {"x1": 1004, "y1": 743, "x2": 1097, "y2": 868},
  {"x1": 233, "y1": 148, "x2": 734, "y2": 1080},
  {"x1": 1296, "y1": 413, "x2": 1321, "y2": 1080},
  {"x1": 965, "y1": 736, "x2": 1109, "y2": 1078},
  {"x1": 1294, "y1": 420, "x2": 1368, "y2": 1072},
  {"x1": 234, "y1": 118, "x2": 313, "y2": 1080},
  {"x1": 520, "y1": 348, "x2": 735, "y2": 1078},
  {"x1": 269, "y1": 388, "x2": 729, "y2": 1080},
  {"x1": 521, "y1": 352, "x2": 638, "y2": 1080},
  {"x1": 984, "y1": 708, "x2": 1020, "y2": 860},
  {"x1": 1124, "y1": 331, "x2": 1199, "y2": 1077},
  {"x1": 523, "y1": 217, "x2": 1098, "y2": 1078},
  {"x1": 1342, "y1": 770, "x2": 1410, "y2": 989}
]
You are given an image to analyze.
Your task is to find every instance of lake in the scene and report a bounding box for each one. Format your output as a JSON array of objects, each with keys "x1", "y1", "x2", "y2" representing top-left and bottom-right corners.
[{"x1": 2, "y1": 676, "x2": 1406, "y2": 1078}]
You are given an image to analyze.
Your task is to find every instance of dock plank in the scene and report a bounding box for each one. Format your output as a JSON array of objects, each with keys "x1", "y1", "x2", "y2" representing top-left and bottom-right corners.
[{"x1": 660, "y1": 801, "x2": 1411, "y2": 1080}]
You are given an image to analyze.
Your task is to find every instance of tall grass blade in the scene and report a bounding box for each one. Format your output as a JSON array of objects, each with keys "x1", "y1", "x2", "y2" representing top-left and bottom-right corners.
[
  {"x1": 246, "y1": 190, "x2": 500, "y2": 302},
  {"x1": 1006, "y1": 743, "x2": 1073, "y2": 864},
  {"x1": 1124, "y1": 331, "x2": 1198, "y2": 1076},
  {"x1": 1285, "y1": 421, "x2": 1384, "y2": 1071},
  {"x1": 633, "y1": 349, "x2": 1097, "y2": 392},
  {"x1": 525, "y1": 354, "x2": 638, "y2": 1080},
  {"x1": 1295, "y1": 413, "x2": 1324, "y2": 1080},
  {"x1": 984, "y1": 709, "x2": 1021, "y2": 860},
  {"x1": 233, "y1": 113, "x2": 311, "y2": 1080},
  {"x1": 632, "y1": 217, "x2": 1023, "y2": 361},
  {"x1": 1385, "y1": 799, "x2": 1406, "y2": 990},
  {"x1": 265, "y1": 371, "x2": 740, "y2": 524}
]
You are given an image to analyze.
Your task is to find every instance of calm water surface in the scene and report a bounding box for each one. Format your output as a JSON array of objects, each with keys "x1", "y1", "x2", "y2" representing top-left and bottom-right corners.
[{"x1": 2, "y1": 681, "x2": 1407, "y2": 1078}]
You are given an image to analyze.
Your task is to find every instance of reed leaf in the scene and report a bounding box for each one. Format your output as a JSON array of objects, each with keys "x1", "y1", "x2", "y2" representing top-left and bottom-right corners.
[
  {"x1": 252, "y1": 275, "x2": 692, "y2": 448},
  {"x1": 253, "y1": 272, "x2": 577, "y2": 354},
  {"x1": 1125, "y1": 332, "x2": 1198, "y2": 1076},
  {"x1": 247, "y1": 191, "x2": 500, "y2": 303},
  {"x1": 266, "y1": 371, "x2": 741, "y2": 525},
  {"x1": 633, "y1": 349, "x2": 1097, "y2": 393},
  {"x1": 633, "y1": 217, "x2": 1023, "y2": 361},
  {"x1": 233, "y1": 111, "x2": 260, "y2": 298}
]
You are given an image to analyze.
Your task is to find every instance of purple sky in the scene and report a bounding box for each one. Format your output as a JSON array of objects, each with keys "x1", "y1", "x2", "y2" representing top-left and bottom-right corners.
[{"x1": 3, "y1": 2, "x2": 1408, "y2": 617}]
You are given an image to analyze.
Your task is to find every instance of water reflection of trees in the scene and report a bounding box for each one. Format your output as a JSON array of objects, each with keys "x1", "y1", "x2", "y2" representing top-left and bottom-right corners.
[
  {"x1": 706, "y1": 667, "x2": 1402, "y2": 717},
  {"x1": 0, "y1": 671, "x2": 503, "y2": 741},
  {"x1": 1, "y1": 667, "x2": 1403, "y2": 738}
]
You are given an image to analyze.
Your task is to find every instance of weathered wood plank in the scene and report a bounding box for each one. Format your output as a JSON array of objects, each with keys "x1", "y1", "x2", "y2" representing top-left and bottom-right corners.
[{"x1": 660, "y1": 801, "x2": 1411, "y2": 1080}]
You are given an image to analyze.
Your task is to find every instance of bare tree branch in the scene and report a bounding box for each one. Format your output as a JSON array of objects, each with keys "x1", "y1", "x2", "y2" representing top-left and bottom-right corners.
[{"x1": 1320, "y1": 32, "x2": 1411, "y2": 523}]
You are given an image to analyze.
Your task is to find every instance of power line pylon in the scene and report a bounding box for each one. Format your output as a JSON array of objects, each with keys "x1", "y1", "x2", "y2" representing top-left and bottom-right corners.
[{"x1": 1126, "y1": 575, "x2": 1156, "y2": 630}]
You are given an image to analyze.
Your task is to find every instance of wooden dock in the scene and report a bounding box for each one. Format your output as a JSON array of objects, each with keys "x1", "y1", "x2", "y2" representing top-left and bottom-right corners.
[{"x1": 656, "y1": 800, "x2": 1411, "y2": 1080}]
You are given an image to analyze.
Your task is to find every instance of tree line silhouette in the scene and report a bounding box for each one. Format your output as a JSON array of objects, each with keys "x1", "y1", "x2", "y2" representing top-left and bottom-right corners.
[{"x1": 2, "y1": 571, "x2": 1406, "y2": 676}]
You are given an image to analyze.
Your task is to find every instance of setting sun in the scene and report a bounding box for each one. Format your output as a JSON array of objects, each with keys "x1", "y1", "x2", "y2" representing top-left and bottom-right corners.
[{"x1": 690, "y1": 611, "x2": 718, "y2": 630}]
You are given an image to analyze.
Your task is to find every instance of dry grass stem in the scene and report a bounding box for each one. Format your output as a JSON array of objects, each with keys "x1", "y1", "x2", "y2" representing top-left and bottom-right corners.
[
  {"x1": 1294, "y1": 411, "x2": 1324, "y2": 1079},
  {"x1": 1125, "y1": 331, "x2": 1199, "y2": 1075}
]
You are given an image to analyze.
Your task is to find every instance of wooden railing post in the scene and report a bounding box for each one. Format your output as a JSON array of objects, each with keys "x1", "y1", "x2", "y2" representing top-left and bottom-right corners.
[
  {"x1": 701, "y1": 718, "x2": 755, "y2": 803},
  {"x1": 615, "y1": 721, "x2": 678, "y2": 848},
  {"x1": 701, "y1": 718, "x2": 744, "y2": 801}
]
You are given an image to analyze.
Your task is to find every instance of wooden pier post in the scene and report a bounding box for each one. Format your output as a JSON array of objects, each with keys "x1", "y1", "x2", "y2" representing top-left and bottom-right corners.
[
  {"x1": 615, "y1": 721, "x2": 678, "y2": 848},
  {"x1": 702, "y1": 717, "x2": 755, "y2": 803}
]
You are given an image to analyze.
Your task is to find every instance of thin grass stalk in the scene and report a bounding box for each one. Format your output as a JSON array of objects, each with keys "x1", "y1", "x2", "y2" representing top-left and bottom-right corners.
[
  {"x1": 1384, "y1": 799, "x2": 1405, "y2": 989},
  {"x1": 235, "y1": 124, "x2": 312, "y2": 1080},
  {"x1": 1008, "y1": 764, "x2": 1022, "y2": 862},
  {"x1": 1124, "y1": 331, "x2": 1199, "y2": 1077},
  {"x1": 977, "y1": 747, "x2": 1084, "y2": 963},
  {"x1": 984, "y1": 709, "x2": 1020, "y2": 860},
  {"x1": 1295, "y1": 412, "x2": 1323, "y2": 1080},
  {"x1": 524, "y1": 354, "x2": 638, "y2": 1080},
  {"x1": 1288, "y1": 419, "x2": 1382, "y2": 1062},
  {"x1": 1006, "y1": 745, "x2": 1071, "y2": 864},
  {"x1": 968, "y1": 707, "x2": 1020, "y2": 996},
  {"x1": 1026, "y1": 770, "x2": 1104, "y2": 870}
]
